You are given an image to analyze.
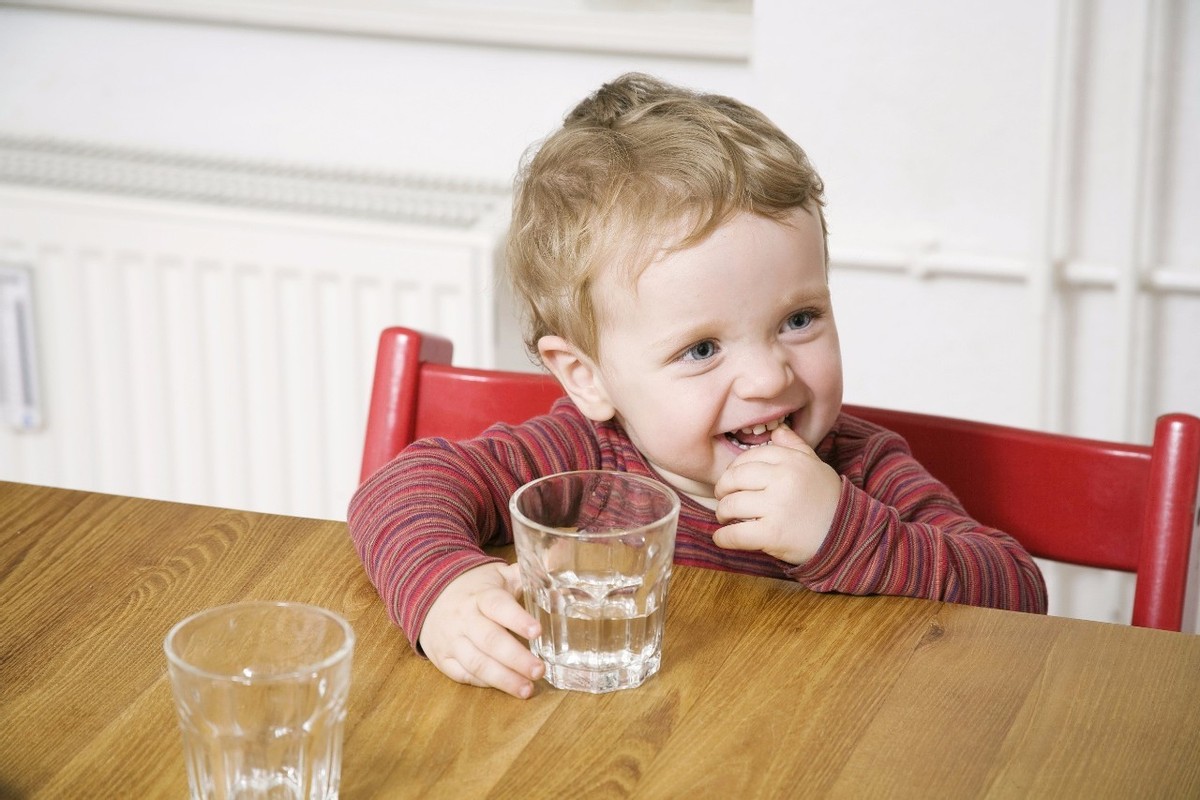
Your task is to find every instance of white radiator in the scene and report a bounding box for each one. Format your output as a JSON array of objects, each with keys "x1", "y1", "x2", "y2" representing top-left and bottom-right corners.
[{"x1": 0, "y1": 137, "x2": 513, "y2": 520}]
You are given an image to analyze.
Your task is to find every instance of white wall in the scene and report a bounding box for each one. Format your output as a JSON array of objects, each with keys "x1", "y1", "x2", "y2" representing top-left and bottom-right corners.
[
  {"x1": 1, "y1": 0, "x2": 1198, "y2": 626},
  {"x1": 4, "y1": 1, "x2": 1195, "y2": 434}
]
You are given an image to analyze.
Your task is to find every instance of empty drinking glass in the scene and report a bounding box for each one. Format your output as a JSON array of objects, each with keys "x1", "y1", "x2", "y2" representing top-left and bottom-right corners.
[{"x1": 164, "y1": 601, "x2": 354, "y2": 800}]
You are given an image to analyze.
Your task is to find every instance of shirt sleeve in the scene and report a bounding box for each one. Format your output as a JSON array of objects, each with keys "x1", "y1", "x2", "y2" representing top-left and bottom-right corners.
[
  {"x1": 346, "y1": 401, "x2": 601, "y2": 649},
  {"x1": 787, "y1": 426, "x2": 1048, "y2": 614}
]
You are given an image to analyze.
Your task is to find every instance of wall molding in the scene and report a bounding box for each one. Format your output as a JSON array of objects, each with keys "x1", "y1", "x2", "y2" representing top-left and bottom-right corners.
[
  {"x1": 0, "y1": 0, "x2": 753, "y2": 61},
  {"x1": 832, "y1": 246, "x2": 1200, "y2": 295}
]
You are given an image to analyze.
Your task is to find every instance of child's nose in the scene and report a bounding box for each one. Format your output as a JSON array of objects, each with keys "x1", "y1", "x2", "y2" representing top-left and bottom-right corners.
[{"x1": 732, "y1": 346, "x2": 794, "y2": 400}]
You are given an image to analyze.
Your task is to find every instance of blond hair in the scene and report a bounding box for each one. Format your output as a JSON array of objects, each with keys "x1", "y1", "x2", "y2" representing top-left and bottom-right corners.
[{"x1": 507, "y1": 72, "x2": 827, "y2": 362}]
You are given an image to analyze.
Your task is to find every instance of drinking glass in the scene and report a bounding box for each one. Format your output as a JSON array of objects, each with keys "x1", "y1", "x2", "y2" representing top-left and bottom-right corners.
[
  {"x1": 510, "y1": 470, "x2": 680, "y2": 693},
  {"x1": 164, "y1": 601, "x2": 354, "y2": 800}
]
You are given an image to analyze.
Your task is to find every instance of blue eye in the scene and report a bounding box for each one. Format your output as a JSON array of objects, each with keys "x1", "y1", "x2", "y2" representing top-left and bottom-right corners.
[
  {"x1": 681, "y1": 340, "x2": 718, "y2": 362},
  {"x1": 784, "y1": 310, "x2": 816, "y2": 331}
]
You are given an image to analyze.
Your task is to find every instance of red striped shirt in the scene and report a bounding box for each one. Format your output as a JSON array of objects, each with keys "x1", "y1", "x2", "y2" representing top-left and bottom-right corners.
[{"x1": 348, "y1": 399, "x2": 1048, "y2": 649}]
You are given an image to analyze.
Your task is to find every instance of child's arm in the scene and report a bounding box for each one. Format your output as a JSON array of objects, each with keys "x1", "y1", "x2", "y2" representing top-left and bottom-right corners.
[
  {"x1": 347, "y1": 400, "x2": 599, "y2": 697},
  {"x1": 714, "y1": 425, "x2": 1048, "y2": 613}
]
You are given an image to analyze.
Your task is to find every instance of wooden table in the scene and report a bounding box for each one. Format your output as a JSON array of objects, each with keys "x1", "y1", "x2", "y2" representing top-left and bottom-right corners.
[{"x1": 3, "y1": 481, "x2": 1199, "y2": 798}]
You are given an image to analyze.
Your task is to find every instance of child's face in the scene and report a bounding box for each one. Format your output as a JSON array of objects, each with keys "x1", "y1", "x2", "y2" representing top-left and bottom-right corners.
[{"x1": 592, "y1": 208, "x2": 842, "y2": 500}]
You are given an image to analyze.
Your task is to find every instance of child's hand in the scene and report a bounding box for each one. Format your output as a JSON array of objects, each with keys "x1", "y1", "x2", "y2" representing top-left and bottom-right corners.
[
  {"x1": 712, "y1": 425, "x2": 842, "y2": 565},
  {"x1": 417, "y1": 562, "x2": 545, "y2": 699}
]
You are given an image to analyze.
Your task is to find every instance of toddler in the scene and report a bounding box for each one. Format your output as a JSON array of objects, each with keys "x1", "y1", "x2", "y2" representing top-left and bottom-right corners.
[{"x1": 349, "y1": 73, "x2": 1047, "y2": 699}]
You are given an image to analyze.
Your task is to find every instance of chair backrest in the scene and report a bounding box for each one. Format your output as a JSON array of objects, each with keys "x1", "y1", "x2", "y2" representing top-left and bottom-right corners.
[
  {"x1": 359, "y1": 326, "x2": 564, "y2": 485},
  {"x1": 838, "y1": 404, "x2": 1200, "y2": 631},
  {"x1": 359, "y1": 326, "x2": 1200, "y2": 631}
]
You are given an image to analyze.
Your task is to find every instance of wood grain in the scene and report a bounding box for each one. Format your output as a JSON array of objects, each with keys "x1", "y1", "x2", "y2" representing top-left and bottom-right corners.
[{"x1": 2, "y1": 481, "x2": 1199, "y2": 799}]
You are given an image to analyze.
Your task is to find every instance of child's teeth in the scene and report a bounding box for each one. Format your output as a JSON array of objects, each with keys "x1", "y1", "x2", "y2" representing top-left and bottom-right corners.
[{"x1": 735, "y1": 417, "x2": 786, "y2": 437}]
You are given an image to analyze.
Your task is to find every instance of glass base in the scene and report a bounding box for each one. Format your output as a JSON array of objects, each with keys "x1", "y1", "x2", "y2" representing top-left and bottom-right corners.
[{"x1": 542, "y1": 653, "x2": 660, "y2": 694}]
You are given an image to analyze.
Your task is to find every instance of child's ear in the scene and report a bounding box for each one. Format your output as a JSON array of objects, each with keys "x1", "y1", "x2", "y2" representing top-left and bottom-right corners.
[{"x1": 538, "y1": 335, "x2": 616, "y2": 422}]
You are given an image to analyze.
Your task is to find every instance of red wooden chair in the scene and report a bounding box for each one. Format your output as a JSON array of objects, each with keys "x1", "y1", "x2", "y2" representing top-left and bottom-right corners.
[{"x1": 359, "y1": 326, "x2": 1200, "y2": 631}]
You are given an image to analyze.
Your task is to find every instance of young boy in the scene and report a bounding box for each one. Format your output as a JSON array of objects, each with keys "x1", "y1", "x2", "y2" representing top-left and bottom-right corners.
[{"x1": 349, "y1": 73, "x2": 1047, "y2": 699}]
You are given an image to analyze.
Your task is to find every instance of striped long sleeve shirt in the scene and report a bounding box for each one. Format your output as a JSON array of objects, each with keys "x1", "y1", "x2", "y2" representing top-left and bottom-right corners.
[{"x1": 348, "y1": 399, "x2": 1048, "y2": 649}]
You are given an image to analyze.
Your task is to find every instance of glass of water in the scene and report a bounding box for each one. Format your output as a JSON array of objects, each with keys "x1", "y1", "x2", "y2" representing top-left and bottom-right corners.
[
  {"x1": 164, "y1": 601, "x2": 354, "y2": 800},
  {"x1": 510, "y1": 470, "x2": 680, "y2": 693}
]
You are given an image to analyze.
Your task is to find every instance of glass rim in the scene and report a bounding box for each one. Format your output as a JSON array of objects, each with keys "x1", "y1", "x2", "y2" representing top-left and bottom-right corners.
[
  {"x1": 508, "y1": 469, "x2": 681, "y2": 539},
  {"x1": 163, "y1": 600, "x2": 355, "y2": 683}
]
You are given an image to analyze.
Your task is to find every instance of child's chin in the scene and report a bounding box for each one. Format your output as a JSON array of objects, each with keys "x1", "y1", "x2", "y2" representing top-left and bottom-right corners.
[{"x1": 650, "y1": 462, "x2": 717, "y2": 500}]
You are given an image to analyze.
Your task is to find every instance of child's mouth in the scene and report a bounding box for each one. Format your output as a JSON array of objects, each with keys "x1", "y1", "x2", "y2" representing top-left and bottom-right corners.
[{"x1": 724, "y1": 415, "x2": 790, "y2": 450}]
